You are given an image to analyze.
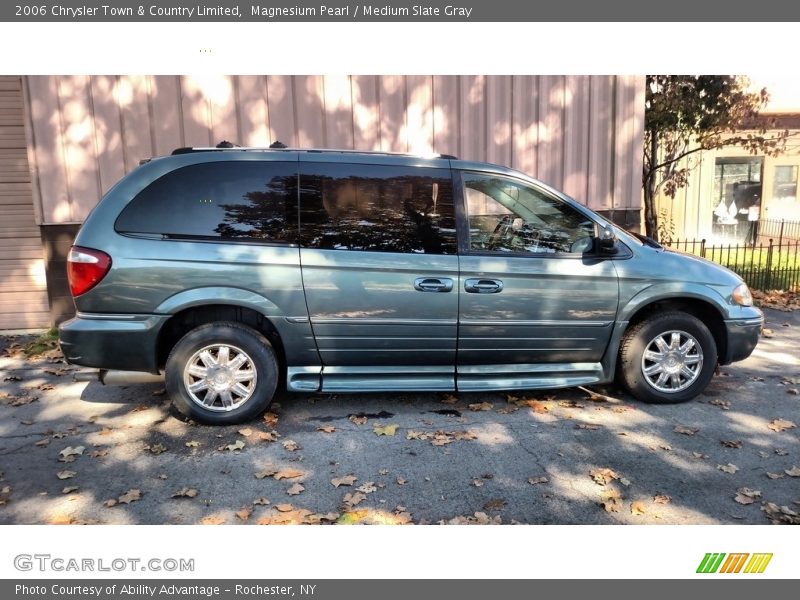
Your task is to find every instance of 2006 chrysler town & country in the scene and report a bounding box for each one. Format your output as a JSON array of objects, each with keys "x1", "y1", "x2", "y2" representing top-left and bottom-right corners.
[{"x1": 58, "y1": 146, "x2": 763, "y2": 424}]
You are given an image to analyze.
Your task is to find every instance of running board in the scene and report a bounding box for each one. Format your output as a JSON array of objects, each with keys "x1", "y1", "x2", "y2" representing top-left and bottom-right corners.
[
  {"x1": 287, "y1": 363, "x2": 605, "y2": 393},
  {"x1": 456, "y1": 362, "x2": 604, "y2": 392}
]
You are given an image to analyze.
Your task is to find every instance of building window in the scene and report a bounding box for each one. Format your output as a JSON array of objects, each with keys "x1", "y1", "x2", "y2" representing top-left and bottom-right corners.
[
  {"x1": 712, "y1": 157, "x2": 763, "y2": 240},
  {"x1": 773, "y1": 165, "x2": 798, "y2": 200}
]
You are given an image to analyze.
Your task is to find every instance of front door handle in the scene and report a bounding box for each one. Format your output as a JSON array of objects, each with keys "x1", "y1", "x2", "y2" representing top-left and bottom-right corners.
[
  {"x1": 414, "y1": 277, "x2": 454, "y2": 293},
  {"x1": 464, "y1": 278, "x2": 504, "y2": 293}
]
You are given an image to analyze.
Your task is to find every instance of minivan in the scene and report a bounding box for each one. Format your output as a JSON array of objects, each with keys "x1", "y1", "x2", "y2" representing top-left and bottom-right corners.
[{"x1": 59, "y1": 146, "x2": 763, "y2": 424}]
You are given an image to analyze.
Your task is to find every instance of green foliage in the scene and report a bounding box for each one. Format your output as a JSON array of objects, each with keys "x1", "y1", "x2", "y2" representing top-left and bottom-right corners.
[
  {"x1": 643, "y1": 76, "x2": 789, "y2": 240},
  {"x1": 24, "y1": 328, "x2": 59, "y2": 357}
]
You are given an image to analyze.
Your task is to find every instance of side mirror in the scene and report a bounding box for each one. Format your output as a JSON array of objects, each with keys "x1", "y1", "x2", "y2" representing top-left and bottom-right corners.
[{"x1": 598, "y1": 225, "x2": 618, "y2": 255}]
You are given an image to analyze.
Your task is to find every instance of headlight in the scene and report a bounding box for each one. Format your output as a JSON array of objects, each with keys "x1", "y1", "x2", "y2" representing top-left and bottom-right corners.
[{"x1": 732, "y1": 283, "x2": 753, "y2": 307}]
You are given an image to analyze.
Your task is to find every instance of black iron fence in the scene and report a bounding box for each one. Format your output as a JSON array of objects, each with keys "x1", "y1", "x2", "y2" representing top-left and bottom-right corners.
[
  {"x1": 666, "y1": 237, "x2": 800, "y2": 291},
  {"x1": 758, "y1": 218, "x2": 800, "y2": 244}
]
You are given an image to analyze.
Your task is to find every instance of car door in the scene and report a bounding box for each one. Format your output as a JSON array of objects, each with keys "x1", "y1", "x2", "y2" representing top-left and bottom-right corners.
[
  {"x1": 298, "y1": 158, "x2": 459, "y2": 392},
  {"x1": 455, "y1": 170, "x2": 619, "y2": 391}
]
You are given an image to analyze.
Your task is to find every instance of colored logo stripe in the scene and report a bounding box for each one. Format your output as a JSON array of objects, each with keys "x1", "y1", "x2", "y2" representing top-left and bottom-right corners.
[{"x1": 696, "y1": 553, "x2": 772, "y2": 574}]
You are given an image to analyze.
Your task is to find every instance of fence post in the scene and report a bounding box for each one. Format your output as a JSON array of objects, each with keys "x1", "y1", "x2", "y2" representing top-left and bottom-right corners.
[
  {"x1": 700, "y1": 239, "x2": 706, "y2": 258},
  {"x1": 778, "y1": 220, "x2": 785, "y2": 248},
  {"x1": 765, "y1": 239, "x2": 775, "y2": 290}
]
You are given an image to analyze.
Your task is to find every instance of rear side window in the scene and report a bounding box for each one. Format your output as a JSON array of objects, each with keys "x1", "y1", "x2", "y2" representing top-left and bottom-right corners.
[
  {"x1": 298, "y1": 163, "x2": 457, "y2": 254},
  {"x1": 115, "y1": 161, "x2": 298, "y2": 243}
]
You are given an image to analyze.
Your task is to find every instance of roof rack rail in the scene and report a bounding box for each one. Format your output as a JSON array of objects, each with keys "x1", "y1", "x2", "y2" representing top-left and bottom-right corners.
[{"x1": 170, "y1": 144, "x2": 457, "y2": 160}]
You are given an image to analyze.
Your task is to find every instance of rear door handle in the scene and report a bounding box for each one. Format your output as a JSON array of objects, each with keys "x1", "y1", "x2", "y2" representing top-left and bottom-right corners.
[
  {"x1": 414, "y1": 277, "x2": 454, "y2": 292},
  {"x1": 464, "y1": 278, "x2": 504, "y2": 293}
]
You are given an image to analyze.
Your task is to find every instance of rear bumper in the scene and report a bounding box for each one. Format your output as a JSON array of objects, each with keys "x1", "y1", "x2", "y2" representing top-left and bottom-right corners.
[
  {"x1": 59, "y1": 313, "x2": 168, "y2": 374},
  {"x1": 722, "y1": 312, "x2": 763, "y2": 364}
]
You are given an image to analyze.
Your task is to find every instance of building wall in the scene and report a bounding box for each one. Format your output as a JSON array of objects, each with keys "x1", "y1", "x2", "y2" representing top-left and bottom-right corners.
[
  {"x1": 656, "y1": 131, "x2": 800, "y2": 241},
  {"x1": 0, "y1": 76, "x2": 48, "y2": 330},
  {"x1": 19, "y1": 74, "x2": 645, "y2": 326}
]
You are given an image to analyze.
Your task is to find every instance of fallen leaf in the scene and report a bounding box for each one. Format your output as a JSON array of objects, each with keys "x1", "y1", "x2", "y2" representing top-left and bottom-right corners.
[
  {"x1": 599, "y1": 489, "x2": 622, "y2": 513},
  {"x1": 200, "y1": 514, "x2": 226, "y2": 525},
  {"x1": 373, "y1": 423, "x2": 398, "y2": 436},
  {"x1": 577, "y1": 423, "x2": 601, "y2": 430},
  {"x1": 441, "y1": 511, "x2": 502, "y2": 525},
  {"x1": 331, "y1": 475, "x2": 357, "y2": 488},
  {"x1": 275, "y1": 503, "x2": 294, "y2": 512},
  {"x1": 762, "y1": 502, "x2": 800, "y2": 525},
  {"x1": 89, "y1": 449, "x2": 108, "y2": 458},
  {"x1": 441, "y1": 394, "x2": 459, "y2": 405},
  {"x1": 236, "y1": 506, "x2": 253, "y2": 522},
  {"x1": 721, "y1": 440, "x2": 743, "y2": 449},
  {"x1": 282, "y1": 440, "x2": 300, "y2": 452},
  {"x1": 471, "y1": 479, "x2": 484, "y2": 487},
  {"x1": 653, "y1": 494, "x2": 671, "y2": 504},
  {"x1": 709, "y1": 398, "x2": 731, "y2": 410},
  {"x1": 58, "y1": 445, "x2": 85, "y2": 460},
  {"x1": 468, "y1": 402, "x2": 493, "y2": 412},
  {"x1": 35, "y1": 439, "x2": 50, "y2": 447},
  {"x1": 56, "y1": 470, "x2": 76, "y2": 480},
  {"x1": 590, "y1": 467, "x2": 620, "y2": 486},
  {"x1": 787, "y1": 388, "x2": 799, "y2": 396},
  {"x1": 482, "y1": 499, "x2": 506, "y2": 511},
  {"x1": 342, "y1": 492, "x2": 366, "y2": 508},
  {"x1": 356, "y1": 482, "x2": 377, "y2": 494},
  {"x1": 152, "y1": 388, "x2": 166, "y2": 396},
  {"x1": 527, "y1": 476, "x2": 549, "y2": 485},
  {"x1": 718, "y1": 463, "x2": 739, "y2": 474},
  {"x1": 527, "y1": 400, "x2": 551, "y2": 414},
  {"x1": 62, "y1": 486, "x2": 79, "y2": 494},
  {"x1": 286, "y1": 483, "x2": 305, "y2": 496},
  {"x1": 630, "y1": 501, "x2": 647, "y2": 516},
  {"x1": 158, "y1": 473, "x2": 168, "y2": 480},
  {"x1": 252, "y1": 430, "x2": 279, "y2": 442},
  {"x1": 317, "y1": 425, "x2": 335, "y2": 433},
  {"x1": 785, "y1": 466, "x2": 800, "y2": 477},
  {"x1": 349, "y1": 415, "x2": 368, "y2": 426},
  {"x1": 693, "y1": 452, "x2": 709, "y2": 459},
  {"x1": 766, "y1": 472, "x2": 785, "y2": 480},
  {"x1": 378, "y1": 468, "x2": 389, "y2": 475},
  {"x1": 185, "y1": 440, "x2": 200, "y2": 448},
  {"x1": 118, "y1": 489, "x2": 142, "y2": 504},
  {"x1": 775, "y1": 449, "x2": 789, "y2": 456},
  {"x1": 171, "y1": 488, "x2": 198, "y2": 498},
  {"x1": 255, "y1": 468, "x2": 278, "y2": 480},
  {"x1": 237, "y1": 428, "x2": 253, "y2": 437},
  {"x1": 768, "y1": 419, "x2": 797, "y2": 432},
  {"x1": 734, "y1": 487, "x2": 762, "y2": 505},
  {"x1": 145, "y1": 443, "x2": 167, "y2": 455},
  {"x1": 253, "y1": 497, "x2": 270, "y2": 505},
  {"x1": 558, "y1": 399, "x2": 584, "y2": 409},
  {"x1": 674, "y1": 425, "x2": 699, "y2": 436},
  {"x1": 223, "y1": 440, "x2": 245, "y2": 452},
  {"x1": 263, "y1": 412, "x2": 279, "y2": 428},
  {"x1": 396, "y1": 477, "x2": 407, "y2": 485},
  {"x1": 103, "y1": 499, "x2": 117, "y2": 508},
  {"x1": 273, "y1": 469, "x2": 303, "y2": 480}
]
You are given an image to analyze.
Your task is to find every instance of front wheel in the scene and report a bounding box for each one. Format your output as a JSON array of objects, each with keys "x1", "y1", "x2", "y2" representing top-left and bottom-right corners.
[
  {"x1": 618, "y1": 311, "x2": 717, "y2": 404},
  {"x1": 165, "y1": 322, "x2": 278, "y2": 424}
]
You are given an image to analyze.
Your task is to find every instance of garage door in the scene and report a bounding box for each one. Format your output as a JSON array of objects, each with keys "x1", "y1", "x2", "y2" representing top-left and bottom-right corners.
[{"x1": 0, "y1": 76, "x2": 49, "y2": 330}]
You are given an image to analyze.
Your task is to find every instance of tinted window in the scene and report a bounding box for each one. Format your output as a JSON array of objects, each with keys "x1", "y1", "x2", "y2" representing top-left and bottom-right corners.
[
  {"x1": 116, "y1": 161, "x2": 298, "y2": 243},
  {"x1": 463, "y1": 172, "x2": 596, "y2": 254},
  {"x1": 299, "y1": 164, "x2": 457, "y2": 254}
]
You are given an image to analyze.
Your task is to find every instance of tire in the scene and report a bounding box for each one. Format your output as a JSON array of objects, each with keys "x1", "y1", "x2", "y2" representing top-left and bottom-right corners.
[
  {"x1": 165, "y1": 321, "x2": 278, "y2": 424},
  {"x1": 618, "y1": 311, "x2": 717, "y2": 404}
]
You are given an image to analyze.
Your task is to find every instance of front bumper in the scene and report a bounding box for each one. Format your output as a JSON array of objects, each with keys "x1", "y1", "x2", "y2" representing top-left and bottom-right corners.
[
  {"x1": 59, "y1": 313, "x2": 168, "y2": 374},
  {"x1": 722, "y1": 310, "x2": 763, "y2": 364}
]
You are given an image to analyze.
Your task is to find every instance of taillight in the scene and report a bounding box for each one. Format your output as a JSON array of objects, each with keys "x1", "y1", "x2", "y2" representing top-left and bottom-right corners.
[{"x1": 67, "y1": 246, "x2": 112, "y2": 296}]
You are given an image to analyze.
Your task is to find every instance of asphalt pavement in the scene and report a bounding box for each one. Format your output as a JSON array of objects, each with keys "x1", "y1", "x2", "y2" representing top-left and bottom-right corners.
[{"x1": 0, "y1": 309, "x2": 798, "y2": 525}]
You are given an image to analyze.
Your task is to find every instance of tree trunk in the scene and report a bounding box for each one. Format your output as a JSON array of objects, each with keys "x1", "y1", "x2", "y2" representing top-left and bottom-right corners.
[{"x1": 643, "y1": 131, "x2": 659, "y2": 240}]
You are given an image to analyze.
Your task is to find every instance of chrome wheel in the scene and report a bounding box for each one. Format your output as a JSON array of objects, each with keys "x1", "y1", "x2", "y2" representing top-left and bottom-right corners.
[
  {"x1": 641, "y1": 330, "x2": 704, "y2": 393},
  {"x1": 183, "y1": 344, "x2": 257, "y2": 412}
]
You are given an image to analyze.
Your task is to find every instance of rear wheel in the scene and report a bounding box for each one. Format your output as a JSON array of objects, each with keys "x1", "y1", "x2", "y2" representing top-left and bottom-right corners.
[
  {"x1": 165, "y1": 321, "x2": 278, "y2": 424},
  {"x1": 618, "y1": 311, "x2": 717, "y2": 404}
]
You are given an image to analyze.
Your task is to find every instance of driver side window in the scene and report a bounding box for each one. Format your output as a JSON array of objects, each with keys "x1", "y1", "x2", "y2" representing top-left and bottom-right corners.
[{"x1": 463, "y1": 172, "x2": 596, "y2": 255}]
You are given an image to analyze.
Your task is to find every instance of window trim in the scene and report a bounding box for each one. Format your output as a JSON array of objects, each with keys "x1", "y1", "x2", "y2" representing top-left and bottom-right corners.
[{"x1": 453, "y1": 169, "x2": 602, "y2": 259}]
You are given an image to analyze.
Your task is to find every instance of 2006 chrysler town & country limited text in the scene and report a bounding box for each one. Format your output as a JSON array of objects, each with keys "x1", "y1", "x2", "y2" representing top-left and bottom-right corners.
[{"x1": 59, "y1": 146, "x2": 763, "y2": 424}]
